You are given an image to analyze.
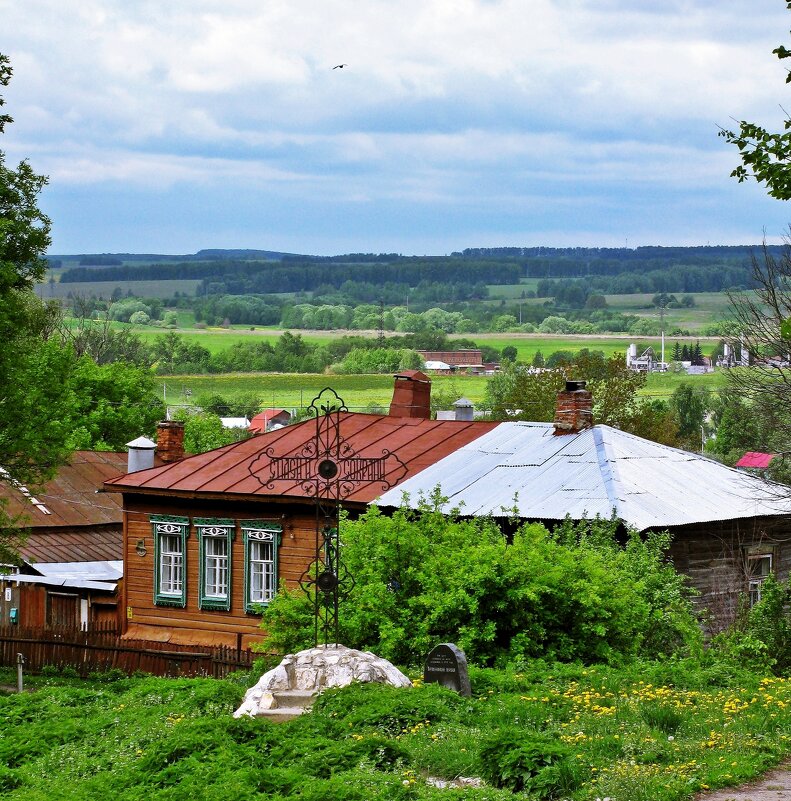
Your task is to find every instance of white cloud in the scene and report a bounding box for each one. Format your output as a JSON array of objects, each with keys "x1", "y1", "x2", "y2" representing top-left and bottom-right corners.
[{"x1": 3, "y1": 0, "x2": 790, "y2": 251}]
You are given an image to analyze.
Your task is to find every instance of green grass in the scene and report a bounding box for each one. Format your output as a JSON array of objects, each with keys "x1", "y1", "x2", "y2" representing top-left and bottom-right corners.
[
  {"x1": 1, "y1": 660, "x2": 790, "y2": 800},
  {"x1": 162, "y1": 369, "x2": 724, "y2": 411},
  {"x1": 123, "y1": 325, "x2": 725, "y2": 363},
  {"x1": 463, "y1": 334, "x2": 722, "y2": 365},
  {"x1": 164, "y1": 373, "x2": 491, "y2": 411}
]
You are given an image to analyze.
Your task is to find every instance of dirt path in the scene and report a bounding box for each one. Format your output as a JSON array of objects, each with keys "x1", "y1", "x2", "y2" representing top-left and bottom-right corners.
[{"x1": 696, "y1": 765, "x2": 791, "y2": 801}]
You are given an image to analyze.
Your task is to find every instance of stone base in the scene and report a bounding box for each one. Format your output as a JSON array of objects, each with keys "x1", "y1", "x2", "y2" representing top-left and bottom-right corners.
[{"x1": 234, "y1": 644, "x2": 411, "y2": 719}]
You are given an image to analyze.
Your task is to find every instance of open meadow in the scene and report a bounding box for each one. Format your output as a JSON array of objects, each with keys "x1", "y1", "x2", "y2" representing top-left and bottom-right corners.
[
  {"x1": 164, "y1": 368, "x2": 726, "y2": 412},
  {"x1": 2, "y1": 659, "x2": 791, "y2": 801},
  {"x1": 125, "y1": 321, "x2": 723, "y2": 362}
]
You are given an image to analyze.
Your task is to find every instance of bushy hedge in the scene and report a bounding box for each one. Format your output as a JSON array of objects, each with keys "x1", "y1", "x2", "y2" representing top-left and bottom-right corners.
[{"x1": 261, "y1": 504, "x2": 701, "y2": 667}]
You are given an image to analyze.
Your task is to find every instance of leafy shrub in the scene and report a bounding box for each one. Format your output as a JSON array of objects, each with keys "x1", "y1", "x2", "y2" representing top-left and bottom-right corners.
[
  {"x1": 262, "y1": 506, "x2": 701, "y2": 667},
  {"x1": 478, "y1": 730, "x2": 579, "y2": 797},
  {"x1": 711, "y1": 574, "x2": 791, "y2": 674},
  {"x1": 312, "y1": 682, "x2": 465, "y2": 735},
  {"x1": 0, "y1": 766, "x2": 22, "y2": 791}
]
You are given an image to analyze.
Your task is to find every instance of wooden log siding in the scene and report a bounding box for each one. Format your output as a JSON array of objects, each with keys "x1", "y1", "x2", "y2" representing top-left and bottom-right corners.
[
  {"x1": 123, "y1": 494, "x2": 319, "y2": 647},
  {"x1": 0, "y1": 625, "x2": 254, "y2": 678}
]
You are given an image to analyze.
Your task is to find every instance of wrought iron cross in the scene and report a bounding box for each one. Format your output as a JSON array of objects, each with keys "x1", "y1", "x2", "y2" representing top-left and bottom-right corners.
[{"x1": 249, "y1": 388, "x2": 407, "y2": 647}]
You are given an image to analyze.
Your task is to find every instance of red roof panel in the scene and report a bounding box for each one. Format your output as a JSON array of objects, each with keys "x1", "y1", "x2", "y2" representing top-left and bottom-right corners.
[
  {"x1": 2, "y1": 451, "x2": 127, "y2": 528},
  {"x1": 105, "y1": 412, "x2": 498, "y2": 502},
  {"x1": 735, "y1": 452, "x2": 776, "y2": 469}
]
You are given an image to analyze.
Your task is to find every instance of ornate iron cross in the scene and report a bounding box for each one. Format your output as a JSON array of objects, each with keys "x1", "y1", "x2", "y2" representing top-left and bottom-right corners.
[{"x1": 249, "y1": 388, "x2": 407, "y2": 647}]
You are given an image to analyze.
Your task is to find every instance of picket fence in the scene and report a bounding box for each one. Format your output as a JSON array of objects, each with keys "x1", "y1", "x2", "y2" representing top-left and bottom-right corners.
[{"x1": 0, "y1": 625, "x2": 255, "y2": 679}]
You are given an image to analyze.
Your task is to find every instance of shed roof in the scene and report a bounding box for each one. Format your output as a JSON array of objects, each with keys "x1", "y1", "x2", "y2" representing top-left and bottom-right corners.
[
  {"x1": 19, "y1": 524, "x2": 123, "y2": 564},
  {"x1": 249, "y1": 409, "x2": 292, "y2": 433},
  {"x1": 32, "y1": 560, "x2": 123, "y2": 582},
  {"x1": 735, "y1": 452, "x2": 776, "y2": 469},
  {"x1": 105, "y1": 413, "x2": 498, "y2": 503},
  {"x1": 375, "y1": 422, "x2": 791, "y2": 531},
  {"x1": 5, "y1": 574, "x2": 117, "y2": 592},
  {"x1": 1, "y1": 451, "x2": 126, "y2": 528}
]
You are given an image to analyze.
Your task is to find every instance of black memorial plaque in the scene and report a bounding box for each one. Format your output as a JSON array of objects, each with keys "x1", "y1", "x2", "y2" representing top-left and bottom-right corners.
[{"x1": 423, "y1": 643, "x2": 471, "y2": 697}]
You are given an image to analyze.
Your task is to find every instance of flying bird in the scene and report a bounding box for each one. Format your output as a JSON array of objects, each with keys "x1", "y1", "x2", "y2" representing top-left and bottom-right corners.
[{"x1": 332, "y1": 64, "x2": 348, "y2": 69}]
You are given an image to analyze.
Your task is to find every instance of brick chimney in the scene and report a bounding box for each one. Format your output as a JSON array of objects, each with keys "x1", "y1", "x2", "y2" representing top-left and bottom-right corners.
[
  {"x1": 156, "y1": 420, "x2": 186, "y2": 462},
  {"x1": 389, "y1": 370, "x2": 431, "y2": 419},
  {"x1": 553, "y1": 380, "x2": 593, "y2": 435}
]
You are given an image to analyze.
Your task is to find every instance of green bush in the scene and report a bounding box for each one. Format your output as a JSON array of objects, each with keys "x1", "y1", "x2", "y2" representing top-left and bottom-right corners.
[
  {"x1": 262, "y1": 505, "x2": 701, "y2": 667},
  {"x1": 478, "y1": 730, "x2": 579, "y2": 796},
  {"x1": 711, "y1": 574, "x2": 791, "y2": 674}
]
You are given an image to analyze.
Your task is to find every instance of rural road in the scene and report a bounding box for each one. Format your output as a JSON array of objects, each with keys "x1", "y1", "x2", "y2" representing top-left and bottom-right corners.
[{"x1": 696, "y1": 765, "x2": 791, "y2": 801}]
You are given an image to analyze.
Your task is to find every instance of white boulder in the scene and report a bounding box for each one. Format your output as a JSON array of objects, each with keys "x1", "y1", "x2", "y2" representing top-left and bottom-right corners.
[{"x1": 234, "y1": 644, "x2": 411, "y2": 718}]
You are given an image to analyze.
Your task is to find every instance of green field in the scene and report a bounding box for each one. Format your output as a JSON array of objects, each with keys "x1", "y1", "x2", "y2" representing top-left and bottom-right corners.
[
  {"x1": 463, "y1": 333, "x2": 721, "y2": 364},
  {"x1": 163, "y1": 372, "x2": 491, "y2": 412},
  {"x1": 162, "y1": 368, "x2": 727, "y2": 413}
]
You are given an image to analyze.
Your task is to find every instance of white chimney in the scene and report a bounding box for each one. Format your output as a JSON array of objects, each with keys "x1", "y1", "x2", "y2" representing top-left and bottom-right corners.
[
  {"x1": 126, "y1": 436, "x2": 157, "y2": 473},
  {"x1": 453, "y1": 397, "x2": 474, "y2": 421}
]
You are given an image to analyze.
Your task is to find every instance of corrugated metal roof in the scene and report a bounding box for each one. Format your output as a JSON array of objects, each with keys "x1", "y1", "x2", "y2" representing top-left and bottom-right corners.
[
  {"x1": 32, "y1": 561, "x2": 123, "y2": 581},
  {"x1": 375, "y1": 423, "x2": 791, "y2": 530},
  {"x1": 105, "y1": 412, "x2": 499, "y2": 503},
  {"x1": 1, "y1": 451, "x2": 126, "y2": 528},
  {"x1": 5, "y1": 574, "x2": 117, "y2": 592}
]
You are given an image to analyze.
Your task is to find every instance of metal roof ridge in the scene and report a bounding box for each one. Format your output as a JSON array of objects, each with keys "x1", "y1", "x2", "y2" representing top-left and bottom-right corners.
[{"x1": 591, "y1": 427, "x2": 623, "y2": 524}]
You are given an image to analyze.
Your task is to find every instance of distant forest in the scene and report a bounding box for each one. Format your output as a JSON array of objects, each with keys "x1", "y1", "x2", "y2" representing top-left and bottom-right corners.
[{"x1": 57, "y1": 245, "x2": 778, "y2": 298}]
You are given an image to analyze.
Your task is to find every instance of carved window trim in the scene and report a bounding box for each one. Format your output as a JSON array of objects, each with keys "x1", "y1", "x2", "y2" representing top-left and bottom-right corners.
[
  {"x1": 152, "y1": 515, "x2": 190, "y2": 608},
  {"x1": 195, "y1": 518, "x2": 235, "y2": 611}
]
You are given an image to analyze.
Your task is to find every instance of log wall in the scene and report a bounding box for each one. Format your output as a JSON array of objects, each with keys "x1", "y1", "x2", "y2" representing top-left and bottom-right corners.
[
  {"x1": 123, "y1": 494, "x2": 321, "y2": 647},
  {"x1": 666, "y1": 515, "x2": 791, "y2": 633}
]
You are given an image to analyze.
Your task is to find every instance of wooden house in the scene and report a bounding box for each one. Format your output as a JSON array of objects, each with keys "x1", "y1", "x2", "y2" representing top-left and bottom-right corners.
[
  {"x1": 0, "y1": 451, "x2": 128, "y2": 629},
  {"x1": 104, "y1": 378, "x2": 791, "y2": 647},
  {"x1": 378, "y1": 383, "x2": 791, "y2": 632},
  {"x1": 103, "y1": 376, "x2": 494, "y2": 648}
]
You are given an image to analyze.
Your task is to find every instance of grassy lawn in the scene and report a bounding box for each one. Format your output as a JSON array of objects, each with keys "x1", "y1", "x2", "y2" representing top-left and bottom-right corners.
[
  {"x1": 2, "y1": 660, "x2": 790, "y2": 800},
  {"x1": 40, "y1": 279, "x2": 203, "y2": 299},
  {"x1": 462, "y1": 334, "x2": 722, "y2": 365}
]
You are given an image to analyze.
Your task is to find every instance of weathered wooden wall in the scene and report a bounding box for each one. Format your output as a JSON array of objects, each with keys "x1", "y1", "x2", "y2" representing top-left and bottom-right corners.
[{"x1": 666, "y1": 515, "x2": 791, "y2": 633}]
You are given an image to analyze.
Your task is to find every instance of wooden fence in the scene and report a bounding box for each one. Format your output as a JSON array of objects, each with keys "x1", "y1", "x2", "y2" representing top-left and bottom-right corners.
[{"x1": 0, "y1": 625, "x2": 255, "y2": 679}]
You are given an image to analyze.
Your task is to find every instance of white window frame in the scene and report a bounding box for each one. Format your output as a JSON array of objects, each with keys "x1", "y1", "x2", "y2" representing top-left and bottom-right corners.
[
  {"x1": 241, "y1": 522, "x2": 282, "y2": 612},
  {"x1": 747, "y1": 552, "x2": 773, "y2": 606}
]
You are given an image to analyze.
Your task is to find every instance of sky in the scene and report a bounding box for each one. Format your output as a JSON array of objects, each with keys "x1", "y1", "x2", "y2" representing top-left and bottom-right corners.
[{"x1": 3, "y1": 0, "x2": 791, "y2": 256}]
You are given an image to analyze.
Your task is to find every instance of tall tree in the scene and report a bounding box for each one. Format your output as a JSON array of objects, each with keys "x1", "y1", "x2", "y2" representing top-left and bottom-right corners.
[
  {"x1": 718, "y1": 9, "x2": 791, "y2": 479},
  {"x1": 0, "y1": 53, "x2": 75, "y2": 560},
  {"x1": 720, "y1": 1, "x2": 791, "y2": 198}
]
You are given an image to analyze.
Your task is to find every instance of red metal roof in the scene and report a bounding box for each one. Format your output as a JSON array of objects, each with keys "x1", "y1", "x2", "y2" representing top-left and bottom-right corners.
[
  {"x1": 735, "y1": 452, "x2": 776, "y2": 469},
  {"x1": 2, "y1": 451, "x2": 127, "y2": 528},
  {"x1": 248, "y1": 409, "x2": 291, "y2": 433},
  {"x1": 105, "y1": 412, "x2": 498, "y2": 503}
]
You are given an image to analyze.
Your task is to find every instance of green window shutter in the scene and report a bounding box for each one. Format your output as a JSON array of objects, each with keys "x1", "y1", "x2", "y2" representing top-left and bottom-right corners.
[
  {"x1": 151, "y1": 515, "x2": 190, "y2": 608},
  {"x1": 196, "y1": 518, "x2": 235, "y2": 611},
  {"x1": 241, "y1": 521, "x2": 282, "y2": 613}
]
